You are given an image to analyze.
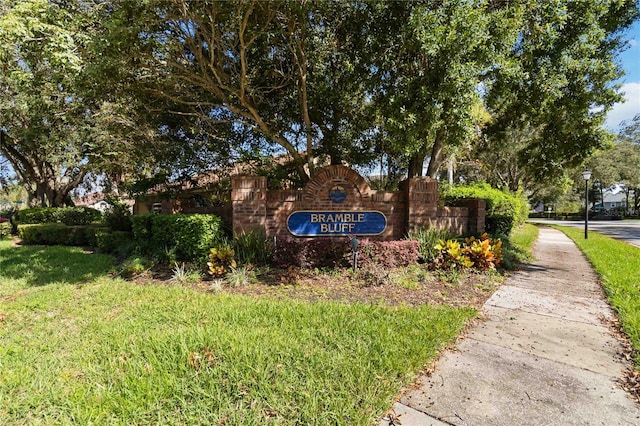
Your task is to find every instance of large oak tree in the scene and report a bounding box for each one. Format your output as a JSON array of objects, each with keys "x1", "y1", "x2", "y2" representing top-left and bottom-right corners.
[{"x1": 1, "y1": 0, "x2": 637, "y2": 195}]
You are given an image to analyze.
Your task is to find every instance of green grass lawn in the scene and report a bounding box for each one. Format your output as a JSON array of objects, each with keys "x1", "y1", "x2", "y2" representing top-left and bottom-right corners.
[
  {"x1": 0, "y1": 240, "x2": 475, "y2": 425},
  {"x1": 551, "y1": 226, "x2": 640, "y2": 367},
  {"x1": 501, "y1": 223, "x2": 539, "y2": 269}
]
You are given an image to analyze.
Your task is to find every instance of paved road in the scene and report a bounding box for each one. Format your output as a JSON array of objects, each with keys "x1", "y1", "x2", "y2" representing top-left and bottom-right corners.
[{"x1": 528, "y1": 218, "x2": 640, "y2": 248}]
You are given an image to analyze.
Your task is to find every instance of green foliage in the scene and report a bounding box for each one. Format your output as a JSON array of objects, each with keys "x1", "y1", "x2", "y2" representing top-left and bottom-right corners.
[
  {"x1": 95, "y1": 231, "x2": 134, "y2": 257},
  {"x1": 15, "y1": 207, "x2": 102, "y2": 225},
  {"x1": 233, "y1": 230, "x2": 274, "y2": 266},
  {"x1": 131, "y1": 214, "x2": 224, "y2": 262},
  {"x1": 18, "y1": 224, "x2": 109, "y2": 246},
  {"x1": 485, "y1": 215, "x2": 514, "y2": 237},
  {"x1": 58, "y1": 207, "x2": 103, "y2": 225},
  {"x1": 170, "y1": 263, "x2": 191, "y2": 285},
  {"x1": 0, "y1": 222, "x2": 10, "y2": 239},
  {"x1": 16, "y1": 208, "x2": 59, "y2": 224},
  {"x1": 104, "y1": 198, "x2": 133, "y2": 232},
  {"x1": 501, "y1": 224, "x2": 539, "y2": 270},
  {"x1": 225, "y1": 266, "x2": 254, "y2": 288},
  {"x1": 0, "y1": 1, "x2": 96, "y2": 206},
  {"x1": 118, "y1": 256, "x2": 152, "y2": 279},
  {"x1": 130, "y1": 214, "x2": 153, "y2": 251},
  {"x1": 482, "y1": 2, "x2": 637, "y2": 187},
  {"x1": 442, "y1": 183, "x2": 529, "y2": 236},
  {"x1": 407, "y1": 226, "x2": 456, "y2": 263},
  {"x1": 433, "y1": 233, "x2": 503, "y2": 271},
  {"x1": 207, "y1": 247, "x2": 237, "y2": 277},
  {"x1": 376, "y1": 1, "x2": 518, "y2": 177}
]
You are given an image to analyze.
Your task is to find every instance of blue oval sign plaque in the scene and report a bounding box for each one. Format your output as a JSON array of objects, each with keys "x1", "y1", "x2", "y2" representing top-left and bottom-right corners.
[{"x1": 287, "y1": 211, "x2": 387, "y2": 236}]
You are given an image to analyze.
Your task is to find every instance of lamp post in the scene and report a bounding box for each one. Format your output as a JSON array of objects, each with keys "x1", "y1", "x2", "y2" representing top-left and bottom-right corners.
[{"x1": 582, "y1": 170, "x2": 592, "y2": 239}]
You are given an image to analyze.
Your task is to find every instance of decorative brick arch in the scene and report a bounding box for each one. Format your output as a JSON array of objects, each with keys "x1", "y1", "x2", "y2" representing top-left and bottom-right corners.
[
  {"x1": 231, "y1": 165, "x2": 485, "y2": 239},
  {"x1": 302, "y1": 165, "x2": 371, "y2": 205}
]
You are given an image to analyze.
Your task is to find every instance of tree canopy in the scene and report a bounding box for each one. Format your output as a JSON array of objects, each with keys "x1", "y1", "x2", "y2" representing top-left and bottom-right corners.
[{"x1": 1, "y1": 0, "x2": 638, "y2": 200}]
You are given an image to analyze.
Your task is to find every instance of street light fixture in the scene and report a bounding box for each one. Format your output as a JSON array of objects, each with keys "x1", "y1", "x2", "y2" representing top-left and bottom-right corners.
[{"x1": 582, "y1": 170, "x2": 592, "y2": 239}]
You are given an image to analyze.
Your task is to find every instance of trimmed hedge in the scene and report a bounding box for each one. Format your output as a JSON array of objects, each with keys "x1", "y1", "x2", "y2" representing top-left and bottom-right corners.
[
  {"x1": 485, "y1": 215, "x2": 514, "y2": 237},
  {"x1": 274, "y1": 238, "x2": 350, "y2": 268},
  {"x1": 0, "y1": 222, "x2": 10, "y2": 239},
  {"x1": 441, "y1": 183, "x2": 529, "y2": 236},
  {"x1": 19, "y1": 224, "x2": 109, "y2": 246},
  {"x1": 273, "y1": 238, "x2": 420, "y2": 269},
  {"x1": 358, "y1": 240, "x2": 420, "y2": 268},
  {"x1": 95, "y1": 231, "x2": 134, "y2": 255},
  {"x1": 16, "y1": 207, "x2": 102, "y2": 225},
  {"x1": 131, "y1": 214, "x2": 224, "y2": 261}
]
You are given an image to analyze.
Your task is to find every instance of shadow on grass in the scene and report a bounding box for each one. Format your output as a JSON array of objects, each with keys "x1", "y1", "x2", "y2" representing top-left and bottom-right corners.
[
  {"x1": 499, "y1": 224, "x2": 540, "y2": 270},
  {"x1": 0, "y1": 242, "x2": 114, "y2": 287},
  {"x1": 501, "y1": 237, "x2": 533, "y2": 270}
]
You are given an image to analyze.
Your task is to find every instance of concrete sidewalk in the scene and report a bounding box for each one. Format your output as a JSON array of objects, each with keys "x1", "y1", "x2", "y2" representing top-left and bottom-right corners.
[{"x1": 381, "y1": 227, "x2": 640, "y2": 425}]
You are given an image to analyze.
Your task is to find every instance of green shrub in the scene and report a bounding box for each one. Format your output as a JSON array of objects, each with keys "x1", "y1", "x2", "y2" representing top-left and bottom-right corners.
[
  {"x1": 441, "y1": 183, "x2": 528, "y2": 236},
  {"x1": 485, "y1": 215, "x2": 514, "y2": 237},
  {"x1": 84, "y1": 226, "x2": 110, "y2": 247},
  {"x1": 131, "y1": 214, "x2": 225, "y2": 262},
  {"x1": 16, "y1": 207, "x2": 102, "y2": 225},
  {"x1": 18, "y1": 224, "x2": 108, "y2": 246},
  {"x1": 59, "y1": 207, "x2": 103, "y2": 225},
  {"x1": 357, "y1": 240, "x2": 420, "y2": 268},
  {"x1": 513, "y1": 190, "x2": 530, "y2": 226},
  {"x1": 104, "y1": 199, "x2": 133, "y2": 232},
  {"x1": 274, "y1": 238, "x2": 350, "y2": 268},
  {"x1": 0, "y1": 222, "x2": 10, "y2": 239},
  {"x1": 20, "y1": 224, "x2": 68, "y2": 245},
  {"x1": 131, "y1": 214, "x2": 154, "y2": 253},
  {"x1": 16, "y1": 207, "x2": 59, "y2": 224},
  {"x1": 95, "y1": 231, "x2": 135, "y2": 256}
]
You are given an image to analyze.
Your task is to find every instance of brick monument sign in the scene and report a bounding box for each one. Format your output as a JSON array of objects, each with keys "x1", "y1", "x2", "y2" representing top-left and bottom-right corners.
[{"x1": 232, "y1": 165, "x2": 484, "y2": 240}]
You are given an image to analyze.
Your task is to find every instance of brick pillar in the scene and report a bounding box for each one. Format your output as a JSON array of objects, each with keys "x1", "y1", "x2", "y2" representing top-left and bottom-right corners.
[
  {"x1": 401, "y1": 177, "x2": 439, "y2": 233},
  {"x1": 231, "y1": 175, "x2": 267, "y2": 236},
  {"x1": 453, "y1": 198, "x2": 486, "y2": 234}
]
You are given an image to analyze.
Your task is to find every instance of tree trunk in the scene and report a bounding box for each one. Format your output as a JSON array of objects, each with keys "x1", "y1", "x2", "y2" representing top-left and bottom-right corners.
[
  {"x1": 407, "y1": 154, "x2": 424, "y2": 178},
  {"x1": 624, "y1": 188, "x2": 630, "y2": 216},
  {"x1": 426, "y1": 129, "x2": 447, "y2": 178}
]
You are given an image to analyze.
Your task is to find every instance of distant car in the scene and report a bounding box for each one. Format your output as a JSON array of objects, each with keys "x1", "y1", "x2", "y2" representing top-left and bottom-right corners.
[{"x1": 0, "y1": 217, "x2": 8, "y2": 223}]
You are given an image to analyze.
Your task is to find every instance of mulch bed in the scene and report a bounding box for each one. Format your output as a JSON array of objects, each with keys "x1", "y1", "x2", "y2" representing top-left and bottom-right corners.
[{"x1": 141, "y1": 265, "x2": 504, "y2": 310}]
